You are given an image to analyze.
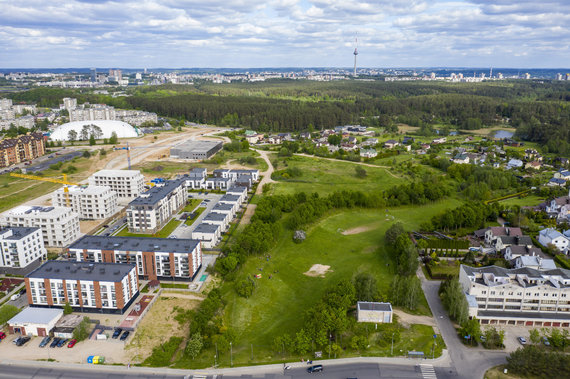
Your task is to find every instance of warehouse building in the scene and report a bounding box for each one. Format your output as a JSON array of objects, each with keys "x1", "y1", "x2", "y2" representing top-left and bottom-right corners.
[
  {"x1": 170, "y1": 140, "x2": 223, "y2": 160},
  {"x1": 67, "y1": 235, "x2": 202, "y2": 281},
  {"x1": 25, "y1": 260, "x2": 138, "y2": 314},
  {"x1": 7, "y1": 307, "x2": 63, "y2": 336}
]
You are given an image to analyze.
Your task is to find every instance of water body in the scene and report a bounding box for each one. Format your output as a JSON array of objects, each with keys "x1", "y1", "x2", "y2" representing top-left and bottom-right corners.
[{"x1": 494, "y1": 130, "x2": 514, "y2": 139}]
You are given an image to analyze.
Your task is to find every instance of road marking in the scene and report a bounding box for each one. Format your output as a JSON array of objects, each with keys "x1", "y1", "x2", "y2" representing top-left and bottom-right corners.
[{"x1": 420, "y1": 364, "x2": 437, "y2": 379}]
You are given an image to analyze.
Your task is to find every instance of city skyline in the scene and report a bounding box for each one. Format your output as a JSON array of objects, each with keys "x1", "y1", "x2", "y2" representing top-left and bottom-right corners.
[{"x1": 0, "y1": 0, "x2": 569, "y2": 68}]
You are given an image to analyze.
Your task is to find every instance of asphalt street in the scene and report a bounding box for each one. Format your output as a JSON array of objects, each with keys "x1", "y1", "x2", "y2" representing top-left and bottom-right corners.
[
  {"x1": 171, "y1": 193, "x2": 223, "y2": 238},
  {"x1": 0, "y1": 365, "x2": 182, "y2": 379}
]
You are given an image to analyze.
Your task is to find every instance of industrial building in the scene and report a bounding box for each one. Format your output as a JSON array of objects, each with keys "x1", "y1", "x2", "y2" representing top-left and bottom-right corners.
[
  {"x1": 52, "y1": 185, "x2": 118, "y2": 220},
  {"x1": 0, "y1": 227, "x2": 47, "y2": 269},
  {"x1": 0, "y1": 206, "x2": 80, "y2": 247},
  {"x1": 88, "y1": 170, "x2": 145, "y2": 199},
  {"x1": 170, "y1": 140, "x2": 223, "y2": 160},
  {"x1": 67, "y1": 235, "x2": 202, "y2": 281},
  {"x1": 25, "y1": 260, "x2": 138, "y2": 314}
]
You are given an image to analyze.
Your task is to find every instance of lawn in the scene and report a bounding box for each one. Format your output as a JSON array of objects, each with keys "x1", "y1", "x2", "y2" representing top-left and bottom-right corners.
[
  {"x1": 497, "y1": 195, "x2": 545, "y2": 207},
  {"x1": 115, "y1": 219, "x2": 181, "y2": 238},
  {"x1": 426, "y1": 261, "x2": 461, "y2": 278},
  {"x1": 185, "y1": 207, "x2": 205, "y2": 225},
  {"x1": 211, "y1": 201, "x2": 460, "y2": 367},
  {"x1": 270, "y1": 155, "x2": 407, "y2": 196},
  {"x1": 181, "y1": 199, "x2": 201, "y2": 213}
]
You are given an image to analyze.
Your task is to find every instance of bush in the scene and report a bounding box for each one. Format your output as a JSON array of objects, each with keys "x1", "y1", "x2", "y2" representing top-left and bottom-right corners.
[
  {"x1": 235, "y1": 277, "x2": 255, "y2": 298},
  {"x1": 143, "y1": 336, "x2": 183, "y2": 367},
  {"x1": 507, "y1": 345, "x2": 570, "y2": 378},
  {"x1": 72, "y1": 317, "x2": 91, "y2": 342}
]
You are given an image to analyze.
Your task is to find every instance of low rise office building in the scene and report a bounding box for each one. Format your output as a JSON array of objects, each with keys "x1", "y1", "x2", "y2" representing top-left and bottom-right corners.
[
  {"x1": 127, "y1": 178, "x2": 186, "y2": 234},
  {"x1": 67, "y1": 235, "x2": 202, "y2": 281},
  {"x1": 0, "y1": 206, "x2": 80, "y2": 247},
  {"x1": 25, "y1": 260, "x2": 138, "y2": 314},
  {"x1": 88, "y1": 170, "x2": 145, "y2": 199},
  {"x1": 52, "y1": 185, "x2": 118, "y2": 220},
  {"x1": 0, "y1": 227, "x2": 47, "y2": 269}
]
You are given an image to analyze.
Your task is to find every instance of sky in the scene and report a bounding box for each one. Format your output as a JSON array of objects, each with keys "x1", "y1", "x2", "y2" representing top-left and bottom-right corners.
[{"x1": 1, "y1": 0, "x2": 569, "y2": 68}]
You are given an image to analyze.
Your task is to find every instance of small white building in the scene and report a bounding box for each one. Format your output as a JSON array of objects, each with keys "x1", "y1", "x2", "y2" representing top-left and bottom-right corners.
[
  {"x1": 185, "y1": 168, "x2": 207, "y2": 189},
  {"x1": 211, "y1": 202, "x2": 236, "y2": 218},
  {"x1": 88, "y1": 170, "x2": 145, "y2": 199},
  {"x1": 192, "y1": 223, "x2": 222, "y2": 249},
  {"x1": 0, "y1": 206, "x2": 80, "y2": 247},
  {"x1": 7, "y1": 307, "x2": 63, "y2": 336},
  {"x1": 226, "y1": 186, "x2": 248, "y2": 203},
  {"x1": 357, "y1": 302, "x2": 393, "y2": 323},
  {"x1": 360, "y1": 149, "x2": 378, "y2": 158},
  {"x1": 52, "y1": 185, "x2": 118, "y2": 220},
  {"x1": 202, "y1": 212, "x2": 230, "y2": 231},
  {"x1": 538, "y1": 228, "x2": 569, "y2": 253},
  {"x1": 0, "y1": 227, "x2": 47, "y2": 269},
  {"x1": 218, "y1": 194, "x2": 242, "y2": 212}
]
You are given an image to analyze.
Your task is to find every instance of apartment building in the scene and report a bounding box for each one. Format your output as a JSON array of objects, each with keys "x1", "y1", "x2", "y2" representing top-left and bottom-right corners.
[
  {"x1": 69, "y1": 104, "x2": 116, "y2": 122},
  {"x1": 88, "y1": 170, "x2": 145, "y2": 199},
  {"x1": 459, "y1": 264, "x2": 570, "y2": 327},
  {"x1": 0, "y1": 133, "x2": 46, "y2": 168},
  {"x1": 0, "y1": 227, "x2": 47, "y2": 269},
  {"x1": 25, "y1": 261, "x2": 138, "y2": 314},
  {"x1": 127, "y1": 178, "x2": 186, "y2": 234},
  {"x1": 52, "y1": 185, "x2": 118, "y2": 220},
  {"x1": 0, "y1": 206, "x2": 80, "y2": 247},
  {"x1": 67, "y1": 235, "x2": 202, "y2": 281}
]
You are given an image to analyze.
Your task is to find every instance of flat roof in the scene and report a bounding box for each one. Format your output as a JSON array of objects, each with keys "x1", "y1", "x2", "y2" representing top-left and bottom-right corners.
[
  {"x1": 129, "y1": 178, "x2": 185, "y2": 206},
  {"x1": 27, "y1": 260, "x2": 134, "y2": 282},
  {"x1": 227, "y1": 186, "x2": 248, "y2": 194},
  {"x1": 3, "y1": 205, "x2": 73, "y2": 218},
  {"x1": 212, "y1": 203, "x2": 234, "y2": 211},
  {"x1": 203, "y1": 213, "x2": 227, "y2": 221},
  {"x1": 69, "y1": 235, "x2": 200, "y2": 254},
  {"x1": 172, "y1": 140, "x2": 222, "y2": 153},
  {"x1": 0, "y1": 227, "x2": 40, "y2": 240},
  {"x1": 8, "y1": 307, "x2": 63, "y2": 325},
  {"x1": 357, "y1": 301, "x2": 392, "y2": 312},
  {"x1": 193, "y1": 223, "x2": 220, "y2": 234},
  {"x1": 91, "y1": 169, "x2": 142, "y2": 177},
  {"x1": 219, "y1": 194, "x2": 241, "y2": 202}
]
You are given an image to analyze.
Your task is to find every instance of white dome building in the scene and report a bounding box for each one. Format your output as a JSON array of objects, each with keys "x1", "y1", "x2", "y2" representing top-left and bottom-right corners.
[{"x1": 49, "y1": 120, "x2": 142, "y2": 141}]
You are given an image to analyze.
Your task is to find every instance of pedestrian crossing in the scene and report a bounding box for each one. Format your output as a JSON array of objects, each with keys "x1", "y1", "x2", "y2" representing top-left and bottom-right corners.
[{"x1": 420, "y1": 364, "x2": 437, "y2": 379}]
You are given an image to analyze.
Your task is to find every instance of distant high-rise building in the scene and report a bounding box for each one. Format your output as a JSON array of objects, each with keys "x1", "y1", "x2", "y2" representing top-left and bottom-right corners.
[
  {"x1": 135, "y1": 73, "x2": 142, "y2": 80},
  {"x1": 556, "y1": 73, "x2": 563, "y2": 81},
  {"x1": 525, "y1": 73, "x2": 531, "y2": 80},
  {"x1": 109, "y1": 69, "x2": 122, "y2": 82},
  {"x1": 90, "y1": 68, "x2": 96, "y2": 82},
  {"x1": 144, "y1": 68, "x2": 147, "y2": 74}
]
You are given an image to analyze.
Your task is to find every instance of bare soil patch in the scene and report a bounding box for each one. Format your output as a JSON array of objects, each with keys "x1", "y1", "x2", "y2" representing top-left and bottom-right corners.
[
  {"x1": 303, "y1": 264, "x2": 331, "y2": 277},
  {"x1": 341, "y1": 225, "x2": 375, "y2": 235},
  {"x1": 240, "y1": 204, "x2": 257, "y2": 225}
]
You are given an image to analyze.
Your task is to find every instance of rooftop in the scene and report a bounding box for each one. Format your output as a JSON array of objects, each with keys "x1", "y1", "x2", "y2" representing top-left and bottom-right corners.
[
  {"x1": 27, "y1": 260, "x2": 135, "y2": 282},
  {"x1": 357, "y1": 301, "x2": 392, "y2": 312},
  {"x1": 193, "y1": 223, "x2": 220, "y2": 234},
  {"x1": 69, "y1": 235, "x2": 200, "y2": 254},
  {"x1": 3, "y1": 205, "x2": 74, "y2": 218},
  {"x1": 129, "y1": 178, "x2": 185, "y2": 206},
  {"x1": 172, "y1": 140, "x2": 222, "y2": 153},
  {"x1": 219, "y1": 194, "x2": 241, "y2": 203},
  {"x1": 0, "y1": 227, "x2": 40, "y2": 240},
  {"x1": 91, "y1": 169, "x2": 142, "y2": 178},
  {"x1": 212, "y1": 203, "x2": 234, "y2": 211},
  {"x1": 8, "y1": 307, "x2": 63, "y2": 325},
  {"x1": 203, "y1": 213, "x2": 227, "y2": 221}
]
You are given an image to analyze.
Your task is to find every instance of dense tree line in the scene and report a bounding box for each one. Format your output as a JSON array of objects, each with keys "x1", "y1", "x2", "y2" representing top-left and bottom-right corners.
[
  {"x1": 384, "y1": 179, "x2": 452, "y2": 206},
  {"x1": 424, "y1": 202, "x2": 502, "y2": 232},
  {"x1": 439, "y1": 278, "x2": 469, "y2": 325},
  {"x1": 507, "y1": 345, "x2": 570, "y2": 378}
]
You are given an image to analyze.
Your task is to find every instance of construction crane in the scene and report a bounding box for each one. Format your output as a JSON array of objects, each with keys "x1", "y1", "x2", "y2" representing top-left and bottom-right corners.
[
  {"x1": 10, "y1": 173, "x2": 79, "y2": 208},
  {"x1": 113, "y1": 142, "x2": 131, "y2": 169}
]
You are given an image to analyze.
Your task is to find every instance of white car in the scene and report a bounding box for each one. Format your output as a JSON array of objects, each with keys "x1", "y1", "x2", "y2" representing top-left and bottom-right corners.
[
  {"x1": 518, "y1": 337, "x2": 527, "y2": 345},
  {"x1": 11, "y1": 293, "x2": 21, "y2": 301}
]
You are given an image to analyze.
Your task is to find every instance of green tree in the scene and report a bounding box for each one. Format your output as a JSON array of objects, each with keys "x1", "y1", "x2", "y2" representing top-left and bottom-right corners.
[
  {"x1": 529, "y1": 328, "x2": 541, "y2": 345},
  {"x1": 385, "y1": 222, "x2": 405, "y2": 247},
  {"x1": 67, "y1": 130, "x2": 77, "y2": 142},
  {"x1": 89, "y1": 134, "x2": 96, "y2": 146},
  {"x1": 185, "y1": 332, "x2": 203, "y2": 359},
  {"x1": 355, "y1": 166, "x2": 367, "y2": 178},
  {"x1": 235, "y1": 277, "x2": 255, "y2": 298},
  {"x1": 295, "y1": 328, "x2": 311, "y2": 355},
  {"x1": 72, "y1": 317, "x2": 90, "y2": 342},
  {"x1": 328, "y1": 134, "x2": 341, "y2": 146},
  {"x1": 109, "y1": 131, "x2": 118, "y2": 145},
  {"x1": 352, "y1": 272, "x2": 378, "y2": 302},
  {"x1": 460, "y1": 318, "x2": 481, "y2": 345},
  {"x1": 83, "y1": 150, "x2": 91, "y2": 158},
  {"x1": 63, "y1": 302, "x2": 73, "y2": 315}
]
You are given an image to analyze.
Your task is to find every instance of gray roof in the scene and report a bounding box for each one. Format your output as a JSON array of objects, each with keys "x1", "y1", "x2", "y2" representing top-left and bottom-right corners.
[
  {"x1": 478, "y1": 310, "x2": 570, "y2": 321},
  {"x1": 357, "y1": 301, "x2": 392, "y2": 312},
  {"x1": 499, "y1": 236, "x2": 533, "y2": 246},
  {"x1": 27, "y1": 260, "x2": 135, "y2": 282},
  {"x1": 69, "y1": 235, "x2": 200, "y2": 254},
  {"x1": 193, "y1": 223, "x2": 220, "y2": 234},
  {"x1": 203, "y1": 213, "x2": 227, "y2": 222},
  {"x1": 172, "y1": 140, "x2": 222, "y2": 153},
  {"x1": 219, "y1": 194, "x2": 241, "y2": 203},
  {"x1": 206, "y1": 177, "x2": 232, "y2": 183},
  {"x1": 8, "y1": 307, "x2": 63, "y2": 325},
  {"x1": 227, "y1": 186, "x2": 247, "y2": 194},
  {"x1": 129, "y1": 178, "x2": 185, "y2": 206},
  {"x1": 212, "y1": 203, "x2": 234, "y2": 211},
  {"x1": 189, "y1": 168, "x2": 207, "y2": 178},
  {"x1": 0, "y1": 227, "x2": 40, "y2": 240}
]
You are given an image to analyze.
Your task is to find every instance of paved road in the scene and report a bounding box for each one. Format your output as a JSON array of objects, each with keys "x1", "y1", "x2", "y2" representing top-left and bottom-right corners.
[
  {"x1": 418, "y1": 268, "x2": 508, "y2": 378},
  {"x1": 171, "y1": 193, "x2": 223, "y2": 238},
  {"x1": 0, "y1": 365, "x2": 183, "y2": 379}
]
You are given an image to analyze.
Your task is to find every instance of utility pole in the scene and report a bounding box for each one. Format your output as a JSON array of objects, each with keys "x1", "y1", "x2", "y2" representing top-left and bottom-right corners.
[
  {"x1": 391, "y1": 332, "x2": 395, "y2": 356},
  {"x1": 230, "y1": 342, "x2": 233, "y2": 367},
  {"x1": 215, "y1": 342, "x2": 218, "y2": 367}
]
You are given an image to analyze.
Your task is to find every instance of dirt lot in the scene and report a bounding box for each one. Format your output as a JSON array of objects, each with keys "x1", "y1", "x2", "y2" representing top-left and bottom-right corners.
[
  {"x1": 303, "y1": 264, "x2": 331, "y2": 277},
  {"x1": 125, "y1": 295, "x2": 202, "y2": 362},
  {"x1": 341, "y1": 225, "x2": 376, "y2": 235}
]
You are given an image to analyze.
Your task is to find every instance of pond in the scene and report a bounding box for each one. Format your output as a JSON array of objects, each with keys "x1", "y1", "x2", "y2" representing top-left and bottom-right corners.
[{"x1": 494, "y1": 130, "x2": 514, "y2": 139}]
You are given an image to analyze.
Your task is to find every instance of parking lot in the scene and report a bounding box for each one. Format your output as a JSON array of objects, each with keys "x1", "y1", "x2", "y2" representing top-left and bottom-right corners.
[
  {"x1": 170, "y1": 192, "x2": 223, "y2": 238},
  {"x1": 482, "y1": 325, "x2": 531, "y2": 352}
]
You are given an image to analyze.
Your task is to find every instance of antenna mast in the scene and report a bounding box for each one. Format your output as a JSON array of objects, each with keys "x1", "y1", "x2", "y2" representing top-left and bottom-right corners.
[{"x1": 353, "y1": 34, "x2": 359, "y2": 77}]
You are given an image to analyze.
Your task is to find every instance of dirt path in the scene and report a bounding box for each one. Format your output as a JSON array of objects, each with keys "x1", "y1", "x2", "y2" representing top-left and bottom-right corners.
[
  {"x1": 159, "y1": 292, "x2": 205, "y2": 301},
  {"x1": 240, "y1": 203, "x2": 257, "y2": 225},
  {"x1": 293, "y1": 153, "x2": 401, "y2": 179},
  {"x1": 253, "y1": 149, "x2": 276, "y2": 195}
]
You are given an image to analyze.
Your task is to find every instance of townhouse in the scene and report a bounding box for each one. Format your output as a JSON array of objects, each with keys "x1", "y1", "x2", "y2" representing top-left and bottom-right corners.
[{"x1": 191, "y1": 223, "x2": 222, "y2": 249}]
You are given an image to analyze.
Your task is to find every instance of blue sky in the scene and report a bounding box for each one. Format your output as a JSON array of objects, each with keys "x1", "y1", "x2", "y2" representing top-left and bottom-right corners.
[{"x1": 1, "y1": 0, "x2": 569, "y2": 68}]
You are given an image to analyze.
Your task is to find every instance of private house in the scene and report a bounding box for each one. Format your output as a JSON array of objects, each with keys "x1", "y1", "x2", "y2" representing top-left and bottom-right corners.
[
  {"x1": 538, "y1": 228, "x2": 569, "y2": 253},
  {"x1": 360, "y1": 149, "x2": 378, "y2": 158},
  {"x1": 432, "y1": 138, "x2": 447, "y2": 144},
  {"x1": 554, "y1": 169, "x2": 570, "y2": 181},
  {"x1": 384, "y1": 140, "x2": 399, "y2": 149},
  {"x1": 361, "y1": 138, "x2": 378, "y2": 147},
  {"x1": 211, "y1": 203, "x2": 236, "y2": 218},
  {"x1": 504, "y1": 245, "x2": 543, "y2": 261},
  {"x1": 514, "y1": 256, "x2": 556, "y2": 270},
  {"x1": 204, "y1": 177, "x2": 234, "y2": 190},
  {"x1": 356, "y1": 302, "x2": 393, "y2": 323},
  {"x1": 452, "y1": 153, "x2": 469, "y2": 164},
  {"x1": 495, "y1": 235, "x2": 533, "y2": 252},
  {"x1": 525, "y1": 161, "x2": 541, "y2": 170},
  {"x1": 185, "y1": 168, "x2": 207, "y2": 189},
  {"x1": 507, "y1": 159, "x2": 523, "y2": 169},
  {"x1": 484, "y1": 227, "x2": 523, "y2": 246},
  {"x1": 226, "y1": 186, "x2": 248, "y2": 204},
  {"x1": 548, "y1": 178, "x2": 566, "y2": 187},
  {"x1": 202, "y1": 212, "x2": 230, "y2": 231}
]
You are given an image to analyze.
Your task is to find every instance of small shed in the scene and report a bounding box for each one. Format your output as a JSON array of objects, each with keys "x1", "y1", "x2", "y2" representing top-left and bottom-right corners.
[
  {"x1": 53, "y1": 314, "x2": 84, "y2": 339},
  {"x1": 7, "y1": 307, "x2": 63, "y2": 336},
  {"x1": 357, "y1": 301, "x2": 393, "y2": 323}
]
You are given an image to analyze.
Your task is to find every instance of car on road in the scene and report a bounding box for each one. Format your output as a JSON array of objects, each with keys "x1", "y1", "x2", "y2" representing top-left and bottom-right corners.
[
  {"x1": 112, "y1": 328, "x2": 122, "y2": 339},
  {"x1": 518, "y1": 337, "x2": 527, "y2": 345},
  {"x1": 307, "y1": 365, "x2": 323, "y2": 373},
  {"x1": 0, "y1": 332, "x2": 6, "y2": 340},
  {"x1": 543, "y1": 336, "x2": 550, "y2": 346},
  {"x1": 57, "y1": 338, "x2": 68, "y2": 347},
  {"x1": 120, "y1": 331, "x2": 130, "y2": 341},
  {"x1": 14, "y1": 336, "x2": 31, "y2": 346},
  {"x1": 67, "y1": 339, "x2": 77, "y2": 348},
  {"x1": 39, "y1": 336, "x2": 51, "y2": 348},
  {"x1": 50, "y1": 338, "x2": 60, "y2": 348}
]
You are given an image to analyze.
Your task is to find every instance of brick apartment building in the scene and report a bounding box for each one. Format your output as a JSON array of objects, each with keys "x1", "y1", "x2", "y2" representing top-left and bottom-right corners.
[{"x1": 0, "y1": 133, "x2": 46, "y2": 168}]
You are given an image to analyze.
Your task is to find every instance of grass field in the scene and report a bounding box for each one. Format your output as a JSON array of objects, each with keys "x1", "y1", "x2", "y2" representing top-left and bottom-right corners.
[
  {"x1": 497, "y1": 195, "x2": 545, "y2": 207},
  {"x1": 213, "y1": 201, "x2": 461, "y2": 366},
  {"x1": 270, "y1": 155, "x2": 406, "y2": 196}
]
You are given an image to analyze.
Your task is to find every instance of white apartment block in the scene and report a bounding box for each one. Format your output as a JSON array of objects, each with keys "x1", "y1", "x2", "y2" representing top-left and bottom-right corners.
[
  {"x1": 69, "y1": 105, "x2": 116, "y2": 122},
  {"x1": 52, "y1": 185, "x2": 118, "y2": 220},
  {"x1": 460, "y1": 265, "x2": 570, "y2": 327},
  {"x1": 62, "y1": 97, "x2": 77, "y2": 111},
  {"x1": 0, "y1": 98, "x2": 13, "y2": 110},
  {"x1": 0, "y1": 227, "x2": 47, "y2": 269},
  {"x1": 0, "y1": 206, "x2": 80, "y2": 247},
  {"x1": 88, "y1": 170, "x2": 145, "y2": 199},
  {"x1": 127, "y1": 178, "x2": 186, "y2": 234},
  {"x1": 115, "y1": 110, "x2": 158, "y2": 126}
]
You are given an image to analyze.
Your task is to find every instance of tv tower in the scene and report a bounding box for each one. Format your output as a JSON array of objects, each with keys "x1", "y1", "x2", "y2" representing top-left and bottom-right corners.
[{"x1": 353, "y1": 34, "x2": 359, "y2": 77}]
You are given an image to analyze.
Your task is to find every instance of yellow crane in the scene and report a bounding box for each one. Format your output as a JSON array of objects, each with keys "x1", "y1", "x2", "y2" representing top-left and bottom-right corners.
[{"x1": 10, "y1": 173, "x2": 79, "y2": 207}]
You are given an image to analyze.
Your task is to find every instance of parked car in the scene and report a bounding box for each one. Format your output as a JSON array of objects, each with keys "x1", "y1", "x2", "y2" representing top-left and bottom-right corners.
[
  {"x1": 543, "y1": 336, "x2": 550, "y2": 346},
  {"x1": 67, "y1": 339, "x2": 77, "y2": 348},
  {"x1": 10, "y1": 293, "x2": 21, "y2": 301},
  {"x1": 14, "y1": 336, "x2": 31, "y2": 346},
  {"x1": 0, "y1": 332, "x2": 6, "y2": 340},
  {"x1": 39, "y1": 336, "x2": 51, "y2": 348},
  {"x1": 19, "y1": 288, "x2": 26, "y2": 296},
  {"x1": 518, "y1": 337, "x2": 527, "y2": 345},
  {"x1": 57, "y1": 338, "x2": 68, "y2": 347},
  {"x1": 112, "y1": 328, "x2": 122, "y2": 339},
  {"x1": 50, "y1": 338, "x2": 60, "y2": 348},
  {"x1": 120, "y1": 331, "x2": 130, "y2": 341},
  {"x1": 307, "y1": 365, "x2": 323, "y2": 373}
]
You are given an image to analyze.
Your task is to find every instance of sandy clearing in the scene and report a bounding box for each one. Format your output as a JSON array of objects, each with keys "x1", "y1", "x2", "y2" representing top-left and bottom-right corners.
[
  {"x1": 303, "y1": 264, "x2": 331, "y2": 277},
  {"x1": 341, "y1": 225, "x2": 376, "y2": 235},
  {"x1": 393, "y1": 309, "x2": 439, "y2": 332}
]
